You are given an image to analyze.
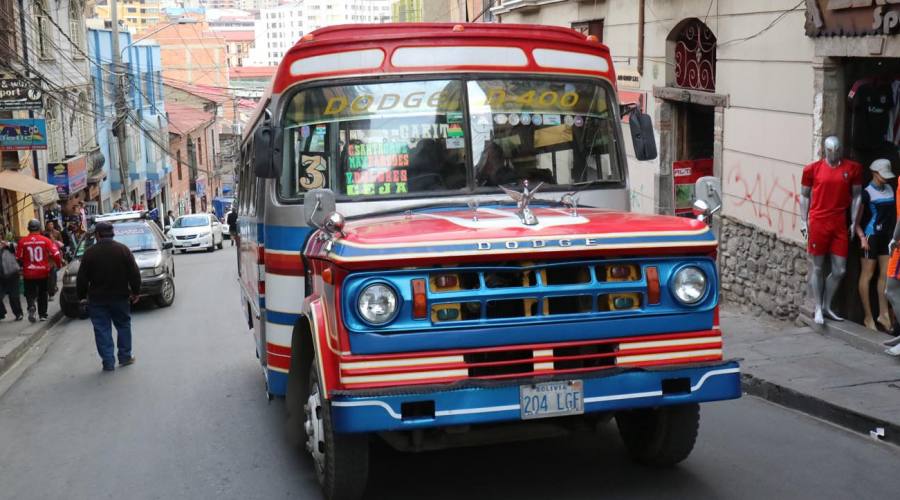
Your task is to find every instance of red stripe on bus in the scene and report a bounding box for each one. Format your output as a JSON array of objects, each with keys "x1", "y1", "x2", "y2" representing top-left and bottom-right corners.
[
  {"x1": 265, "y1": 252, "x2": 305, "y2": 276},
  {"x1": 267, "y1": 343, "x2": 292, "y2": 356}
]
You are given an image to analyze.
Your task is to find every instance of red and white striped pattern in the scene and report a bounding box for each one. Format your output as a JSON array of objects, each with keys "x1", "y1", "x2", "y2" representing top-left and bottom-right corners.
[{"x1": 337, "y1": 330, "x2": 723, "y2": 389}]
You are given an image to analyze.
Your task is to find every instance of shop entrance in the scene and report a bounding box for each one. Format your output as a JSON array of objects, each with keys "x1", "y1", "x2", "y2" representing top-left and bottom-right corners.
[
  {"x1": 672, "y1": 103, "x2": 715, "y2": 216},
  {"x1": 835, "y1": 58, "x2": 900, "y2": 330}
]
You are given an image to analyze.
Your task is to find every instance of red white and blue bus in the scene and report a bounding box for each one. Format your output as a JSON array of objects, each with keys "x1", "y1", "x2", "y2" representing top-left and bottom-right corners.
[{"x1": 237, "y1": 23, "x2": 739, "y2": 499}]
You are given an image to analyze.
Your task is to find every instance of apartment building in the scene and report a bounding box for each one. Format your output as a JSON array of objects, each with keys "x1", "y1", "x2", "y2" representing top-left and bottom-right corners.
[{"x1": 94, "y1": 0, "x2": 163, "y2": 32}]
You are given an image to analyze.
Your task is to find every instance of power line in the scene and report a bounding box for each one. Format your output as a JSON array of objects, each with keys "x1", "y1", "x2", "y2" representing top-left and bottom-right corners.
[{"x1": 717, "y1": 0, "x2": 804, "y2": 47}]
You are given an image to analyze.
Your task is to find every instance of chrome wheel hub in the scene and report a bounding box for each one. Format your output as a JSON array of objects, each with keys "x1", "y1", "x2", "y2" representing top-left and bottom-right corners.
[
  {"x1": 162, "y1": 279, "x2": 174, "y2": 301},
  {"x1": 305, "y1": 386, "x2": 325, "y2": 475}
]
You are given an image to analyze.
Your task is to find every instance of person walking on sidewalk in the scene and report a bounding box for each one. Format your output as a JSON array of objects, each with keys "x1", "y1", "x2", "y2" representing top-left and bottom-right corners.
[
  {"x1": 15, "y1": 220, "x2": 62, "y2": 323},
  {"x1": 0, "y1": 240, "x2": 23, "y2": 321},
  {"x1": 76, "y1": 222, "x2": 141, "y2": 372},
  {"x1": 226, "y1": 207, "x2": 238, "y2": 247}
]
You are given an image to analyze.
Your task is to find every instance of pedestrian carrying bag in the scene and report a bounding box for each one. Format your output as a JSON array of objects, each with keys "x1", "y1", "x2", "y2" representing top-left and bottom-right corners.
[{"x1": 0, "y1": 249, "x2": 20, "y2": 278}]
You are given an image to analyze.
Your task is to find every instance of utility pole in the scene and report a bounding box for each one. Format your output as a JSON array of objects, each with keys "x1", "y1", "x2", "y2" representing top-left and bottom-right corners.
[
  {"x1": 187, "y1": 137, "x2": 197, "y2": 214},
  {"x1": 109, "y1": 0, "x2": 133, "y2": 206}
]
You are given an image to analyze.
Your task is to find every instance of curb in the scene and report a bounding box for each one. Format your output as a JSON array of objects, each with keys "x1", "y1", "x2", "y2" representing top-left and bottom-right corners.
[
  {"x1": 0, "y1": 311, "x2": 65, "y2": 379},
  {"x1": 798, "y1": 309, "x2": 891, "y2": 357},
  {"x1": 742, "y1": 372, "x2": 900, "y2": 447}
]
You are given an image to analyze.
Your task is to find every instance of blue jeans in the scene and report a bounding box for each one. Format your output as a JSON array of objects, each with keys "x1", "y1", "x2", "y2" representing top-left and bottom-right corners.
[{"x1": 89, "y1": 300, "x2": 132, "y2": 368}]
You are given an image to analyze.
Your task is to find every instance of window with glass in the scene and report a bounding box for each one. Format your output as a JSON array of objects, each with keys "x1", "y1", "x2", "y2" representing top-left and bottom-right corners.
[
  {"x1": 279, "y1": 77, "x2": 622, "y2": 200},
  {"x1": 173, "y1": 215, "x2": 211, "y2": 228}
]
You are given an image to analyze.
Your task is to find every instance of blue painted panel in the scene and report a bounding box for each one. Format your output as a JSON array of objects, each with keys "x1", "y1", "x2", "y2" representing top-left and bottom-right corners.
[
  {"x1": 265, "y1": 224, "x2": 312, "y2": 251},
  {"x1": 267, "y1": 369, "x2": 288, "y2": 396},
  {"x1": 341, "y1": 257, "x2": 718, "y2": 354},
  {"x1": 330, "y1": 361, "x2": 741, "y2": 433}
]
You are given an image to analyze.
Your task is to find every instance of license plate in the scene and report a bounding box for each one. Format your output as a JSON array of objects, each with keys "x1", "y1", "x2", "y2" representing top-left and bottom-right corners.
[{"x1": 520, "y1": 380, "x2": 584, "y2": 420}]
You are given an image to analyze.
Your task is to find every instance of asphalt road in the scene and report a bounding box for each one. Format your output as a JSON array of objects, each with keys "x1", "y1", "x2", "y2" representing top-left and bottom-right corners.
[{"x1": 1, "y1": 247, "x2": 898, "y2": 500}]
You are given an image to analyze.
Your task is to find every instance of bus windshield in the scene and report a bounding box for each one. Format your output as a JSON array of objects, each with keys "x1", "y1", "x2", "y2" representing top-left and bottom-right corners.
[{"x1": 280, "y1": 77, "x2": 622, "y2": 200}]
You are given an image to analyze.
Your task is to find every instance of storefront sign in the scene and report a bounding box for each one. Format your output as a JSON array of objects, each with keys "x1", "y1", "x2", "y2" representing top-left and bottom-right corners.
[
  {"x1": 0, "y1": 119, "x2": 47, "y2": 150},
  {"x1": 616, "y1": 66, "x2": 642, "y2": 90},
  {"x1": 195, "y1": 177, "x2": 207, "y2": 196},
  {"x1": 47, "y1": 156, "x2": 88, "y2": 197},
  {"x1": 806, "y1": 0, "x2": 900, "y2": 36},
  {"x1": 0, "y1": 77, "x2": 42, "y2": 111},
  {"x1": 146, "y1": 179, "x2": 160, "y2": 199}
]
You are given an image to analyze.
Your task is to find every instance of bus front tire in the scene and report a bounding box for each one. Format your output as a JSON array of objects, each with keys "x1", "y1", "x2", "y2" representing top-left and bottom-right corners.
[
  {"x1": 615, "y1": 403, "x2": 700, "y2": 467},
  {"x1": 306, "y1": 360, "x2": 369, "y2": 500}
]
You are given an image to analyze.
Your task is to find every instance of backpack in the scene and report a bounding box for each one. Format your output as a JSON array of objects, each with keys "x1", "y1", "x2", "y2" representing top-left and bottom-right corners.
[{"x1": 0, "y1": 248, "x2": 20, "y2": 278}]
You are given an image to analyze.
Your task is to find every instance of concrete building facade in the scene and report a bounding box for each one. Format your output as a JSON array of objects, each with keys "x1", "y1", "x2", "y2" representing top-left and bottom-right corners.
[
  {"x1": 147, "y1": 20, "x2": 229, "y2": 87},
  {"x1": 249, "y1": 0, "x2": 392, "y2": 66},
  {"x1": 94, "y1": 0, "x2": 163, "y2": 32}
]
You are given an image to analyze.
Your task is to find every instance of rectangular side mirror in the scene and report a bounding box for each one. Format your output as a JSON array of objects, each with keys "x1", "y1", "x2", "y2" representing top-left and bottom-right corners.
[
  {"x1": 163, "y1": 241, "x2": 174, "y2": 250},
  {"x1": 627, "y1": 110, "x2": 658, "y2": 161},
  {"x1": 303, "y1": 189, "x2": 336, "y2": 228},
  {"x1": 253, "y1": 116, "x2": 283, "y2": 179}
]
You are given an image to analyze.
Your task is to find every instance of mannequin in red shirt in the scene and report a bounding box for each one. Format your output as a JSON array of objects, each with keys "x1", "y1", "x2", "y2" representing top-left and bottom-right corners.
[{"x1": 800, "y1": 136, "x2": 863, "y2": 325}]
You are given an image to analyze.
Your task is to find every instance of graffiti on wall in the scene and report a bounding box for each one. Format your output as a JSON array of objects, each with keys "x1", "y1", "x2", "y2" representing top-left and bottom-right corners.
[{"x1": 726, "y1": 162, "x2": 803, "y2": 237}]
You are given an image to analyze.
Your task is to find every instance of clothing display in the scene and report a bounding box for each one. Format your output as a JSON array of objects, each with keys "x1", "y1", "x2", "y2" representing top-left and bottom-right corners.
[{"x1": 850, "y1": 80, "x2": 893, "y2": 150}]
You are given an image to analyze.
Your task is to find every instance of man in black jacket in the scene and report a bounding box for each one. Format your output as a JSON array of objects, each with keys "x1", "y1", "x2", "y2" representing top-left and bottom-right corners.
[
  {"x1": 76, "y1": 222, "x2": 141, "y2": 371},
  {"x1": 226, "y1": 207, "x2": 238, "y2": 247}
]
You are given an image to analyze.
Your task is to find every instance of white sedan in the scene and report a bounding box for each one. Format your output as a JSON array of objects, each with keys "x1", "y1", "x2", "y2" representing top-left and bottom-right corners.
[{"x1": 167, "y1": 213, "x2": 225, "y2": 253}]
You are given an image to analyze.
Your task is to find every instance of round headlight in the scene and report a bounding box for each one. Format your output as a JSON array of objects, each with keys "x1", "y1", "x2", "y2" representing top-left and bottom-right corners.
[
  {"x1": 671, "y1": 267, "x2": 708, "y2": 305},
  {"x1": 358, "y1": 283, "x2": 399, "y2": 325}
]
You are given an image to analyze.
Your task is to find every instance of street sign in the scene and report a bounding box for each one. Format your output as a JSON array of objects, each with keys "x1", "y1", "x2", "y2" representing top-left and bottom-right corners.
[
  {"x1": 0, "y1": 77, "x2": 43, "y2": 110},
  {"x1": 0, "y1": 119, "x2": 47, "y2": 150}
]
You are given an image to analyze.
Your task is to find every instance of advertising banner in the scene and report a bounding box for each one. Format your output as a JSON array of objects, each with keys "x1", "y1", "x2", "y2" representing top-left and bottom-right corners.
[
  {"x1": 47, "y1": 155, "x2": 88, "y2": 197},
  {"x1": 0, "y1": 119, "x2": 47, "y2": 150},
  {"x1": 0, "y1": 77, "x2": 43, "y2": 111},
  {"x1": 68, "y1": 156, "x2": 87, "y2": 194},
  {"x1": 48, "y1": 162, "x2": 68, "y2": 196}
]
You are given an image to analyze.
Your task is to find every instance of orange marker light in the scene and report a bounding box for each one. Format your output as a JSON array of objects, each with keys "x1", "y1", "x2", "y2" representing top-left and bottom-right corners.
[
  {"x1": 322, "y1": 267, "x2": 333, "y2": 284},
  {"x1": 646, "y1": 267, "x2": 660, "y2": 305},
  {"x1": 301, "y1": 34, "x2": 315, "y2": 42},
  {"x1": 412, "y1": 279, "x2": 427, "y2": 319},
  {"x1": 586, "y1": 35, "x2": 599, "y2": 42},
  {"x1": 452, "y1": 24, "x2": 465, "y2": 32}
]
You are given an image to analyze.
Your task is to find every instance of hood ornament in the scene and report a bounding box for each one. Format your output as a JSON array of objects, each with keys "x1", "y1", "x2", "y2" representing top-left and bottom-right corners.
[
  {"x1": 500, "y1": 180, "x2": 544, "y2": 226},
  {"x1": 560, "y1": 192, "x2": 579, "y2": 217}
]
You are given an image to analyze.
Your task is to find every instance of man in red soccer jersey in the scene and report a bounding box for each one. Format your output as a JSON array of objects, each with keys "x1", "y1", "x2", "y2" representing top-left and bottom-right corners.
[
  {"x1": 15, "y1": 219, "x2": 62, "y2": 323},
  {"x1": 801, "y1": 136, "x2": 863, "y2": 325}
]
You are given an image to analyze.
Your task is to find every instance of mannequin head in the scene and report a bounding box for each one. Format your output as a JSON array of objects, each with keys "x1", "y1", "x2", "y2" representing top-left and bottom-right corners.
[
  {"x1": 824, "y1": 136, "x2": 842, "y2": 166},
  {"x1": 870, "y1": 158, "x2": 895, "y2": 187}
]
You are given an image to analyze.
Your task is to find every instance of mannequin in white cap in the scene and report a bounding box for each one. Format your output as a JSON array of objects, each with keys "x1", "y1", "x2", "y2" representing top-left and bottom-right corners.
[
  {"x1": 854, "y1": 159, "x2": 896, "y2": 331},
  {"x1": 800, "y1": 136, "x2": 863, "y2": 325}
]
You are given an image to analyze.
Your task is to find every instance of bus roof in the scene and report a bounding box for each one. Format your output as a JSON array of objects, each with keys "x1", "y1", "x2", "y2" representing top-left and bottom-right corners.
[{"x1": 245, "y1": 23, "x2": 614, "y2": 142}]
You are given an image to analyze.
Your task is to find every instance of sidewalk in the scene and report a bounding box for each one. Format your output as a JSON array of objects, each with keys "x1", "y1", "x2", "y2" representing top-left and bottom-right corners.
[
  {"x1": 0, "y1": 298, "x2": 62, "y2": 379},
  {"x1": 722, "y1": 305, "x2": 900, "y2": 446}
]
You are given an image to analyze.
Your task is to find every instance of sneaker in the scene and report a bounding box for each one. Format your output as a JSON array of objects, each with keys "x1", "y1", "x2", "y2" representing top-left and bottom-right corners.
[
  {"x1": 102, "y1": 365, "x2": 115, "y2": 372},
  {"x1": 119, "y1": 356, "x2": 136, "y2": 366},
  {"x1": 886, "y1": 345, "x2": 900, "y2": 357},
  {"x1": 883, "y1": 335, "x2": 900, "y2": 347},
  {"x1": 14, "y1": 315, "x2": 23, "y2": 321},
  {"x1": 27, "y1": 313, "x2": 35, "y2": 323},
  {"x1": 39, "y1": 316, "x2": 47, "y2": 322}
]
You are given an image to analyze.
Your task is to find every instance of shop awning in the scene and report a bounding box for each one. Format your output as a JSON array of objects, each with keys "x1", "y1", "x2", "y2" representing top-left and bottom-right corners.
[{"x1": 0, "y1": 169, "x2": 60, "y2": 205}]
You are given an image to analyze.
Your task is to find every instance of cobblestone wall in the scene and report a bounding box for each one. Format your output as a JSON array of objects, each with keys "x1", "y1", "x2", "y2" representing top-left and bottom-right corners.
[{"x1": 719, "y1": 217, "x2": 808, "y2": 320}]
